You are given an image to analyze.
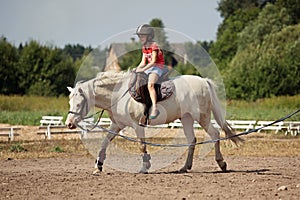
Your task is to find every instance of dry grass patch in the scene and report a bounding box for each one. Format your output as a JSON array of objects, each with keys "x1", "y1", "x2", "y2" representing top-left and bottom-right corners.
[
  {"x1": 0, "y1": 139, "x2": 89, "y2": 160},
  {"x1": 1, "y1": 131, "x2": 299, "y2": 160}
]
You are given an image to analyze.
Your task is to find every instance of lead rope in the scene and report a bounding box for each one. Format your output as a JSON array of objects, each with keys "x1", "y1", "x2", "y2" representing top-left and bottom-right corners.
[
  {"x1": 77, "y1": 110, "x2": 104, "y2": 132},
  {"x1": 80, "y1": 109, "x2": 300, "y2": 147}
]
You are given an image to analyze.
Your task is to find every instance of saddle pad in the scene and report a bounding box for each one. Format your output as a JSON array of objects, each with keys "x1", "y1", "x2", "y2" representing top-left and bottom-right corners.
[{"x1": 128, "y1": 72, "x2": 175, "y2": 105}]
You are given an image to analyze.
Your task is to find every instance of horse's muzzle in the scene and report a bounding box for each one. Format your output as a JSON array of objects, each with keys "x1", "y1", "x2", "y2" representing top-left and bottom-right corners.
[{"x1": 67, "y1": 122, "x2": 77, "y2": 129}]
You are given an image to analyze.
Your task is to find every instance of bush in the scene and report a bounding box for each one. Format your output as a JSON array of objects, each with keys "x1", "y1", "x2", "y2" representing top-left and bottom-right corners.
[{"x1": 225, "y1": 24, "x2": 300, "y2": 100}]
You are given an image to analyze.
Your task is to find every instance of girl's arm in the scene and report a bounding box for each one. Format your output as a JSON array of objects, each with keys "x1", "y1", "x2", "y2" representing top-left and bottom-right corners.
[{"x1": 137, "y1": 51, "x2": 157, "y2": 72}]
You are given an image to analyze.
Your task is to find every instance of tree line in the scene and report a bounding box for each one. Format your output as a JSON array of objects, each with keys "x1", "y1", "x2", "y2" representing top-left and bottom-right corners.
[
  {"x1": 1, "y1": 0, "x2": 299, "y2": 100},
  {"x1": 210, "y1": 0, "x2": 300, "y2": 100},
  {"x1": 0, "y1": 39, "x2": 96, "y2": 96}
]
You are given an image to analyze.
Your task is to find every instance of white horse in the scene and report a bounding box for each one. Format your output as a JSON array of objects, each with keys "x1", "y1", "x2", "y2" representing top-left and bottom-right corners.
[{"x1": 66, "y1": 71, "x2": 243, "y2": 174}]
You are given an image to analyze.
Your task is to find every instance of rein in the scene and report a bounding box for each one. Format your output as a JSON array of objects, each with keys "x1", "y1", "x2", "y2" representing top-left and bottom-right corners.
[
  {"x1": 82, "y1": 109, "x2": 300, "y2": 147},
  {"x1": 76, "y1": 110, "x2": 104, "y2": 132},
  {"x1": 68, "y1": 86, "x2": 130, "y2": 132}
]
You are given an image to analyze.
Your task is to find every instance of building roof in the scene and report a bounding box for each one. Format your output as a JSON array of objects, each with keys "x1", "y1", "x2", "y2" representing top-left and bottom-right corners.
[{"x1": 108, "y1": 43, "x2": 126, "y2": 57}]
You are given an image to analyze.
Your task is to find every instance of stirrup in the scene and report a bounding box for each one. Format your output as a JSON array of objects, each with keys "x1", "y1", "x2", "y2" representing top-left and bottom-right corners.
[{"x1": 149, "y1": 110, "x2": 160, "y2": 120}]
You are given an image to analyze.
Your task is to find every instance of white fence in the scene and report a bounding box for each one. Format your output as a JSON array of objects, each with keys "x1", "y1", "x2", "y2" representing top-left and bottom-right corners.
[
  {"x1": 36, "y1": 116, "x2": 299, "y2": 139},
  {"x1": 0, "y1": 127, "x2": 22, "y2": 141},
  {"x1": 38, "y1": 116, "x2": 111, "y2": 139}
]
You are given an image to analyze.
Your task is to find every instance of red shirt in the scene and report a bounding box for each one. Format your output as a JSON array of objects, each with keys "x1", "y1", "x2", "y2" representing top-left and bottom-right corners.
[{"x1": 142, "y1": 42, "x2": 164, "y2": 69}]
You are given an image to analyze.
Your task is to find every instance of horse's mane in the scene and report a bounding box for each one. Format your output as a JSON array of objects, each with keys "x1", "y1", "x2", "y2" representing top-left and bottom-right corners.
[
  {"x1": 75, "y1": 80, "x2": 88, "y2": 86},
  {"x1": 96, "y1": 70, "x2": 130, "y2": 82},
  {"x1": 96, "y1": 70, "x2": 129, "y2": 78}
]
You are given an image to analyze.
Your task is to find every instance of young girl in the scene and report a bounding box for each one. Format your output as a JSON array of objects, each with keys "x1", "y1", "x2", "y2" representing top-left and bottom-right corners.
[{"x1": 135, "y1": 24, "x2": 165, "y2": 119}]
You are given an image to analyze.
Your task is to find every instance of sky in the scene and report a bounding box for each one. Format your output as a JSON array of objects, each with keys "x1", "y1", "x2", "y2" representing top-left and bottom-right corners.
[{"x1": 0, "y1": 0, "x2": 223, "y2": 47}]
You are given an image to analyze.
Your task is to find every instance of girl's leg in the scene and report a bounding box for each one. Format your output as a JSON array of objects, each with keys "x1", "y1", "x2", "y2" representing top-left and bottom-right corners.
[{"x1": 148, "y1": 73, "x2": 159, "y2": 118}]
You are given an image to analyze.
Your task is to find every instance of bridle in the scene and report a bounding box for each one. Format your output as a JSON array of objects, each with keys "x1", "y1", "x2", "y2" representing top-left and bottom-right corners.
[
  {"x1": 67, "y1": 84, "x2": 130, "y2": 132},
  {"x1": 67, "y1": 91, "x2": 104, "y2": 131},
  {"x1": 68, "y1": 92, "x2": 89, "y2": 121}
]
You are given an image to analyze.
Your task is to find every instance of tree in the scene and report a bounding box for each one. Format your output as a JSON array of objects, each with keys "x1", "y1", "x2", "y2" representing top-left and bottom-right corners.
[
  {"x1": 211, "y1": 0, "x2": 284, "y2": 71},
  {"x1": 119, "y1": 42, "x2": 142, "y2": 71},
  {"x1": 17, "y1": 40, "x2": 45, "y2": 94},
  {"x1": 49, "y1": 53, "x2": 75, "y2": 95},
  {"x1": 149, "y1": 18, "x2": 175, "y2": 66},
  {"x1": 0, "y1": 37, "x2": 19, "y2": 94},
  {"x1": 213, "y1": 0, "x2": 300, "y2": 100},
  {"x1": 17, "y1": 40, "x2": 76, "y2": 96},
  {"x1": 75, "y1": 50, "x2": 105, "y2": 82},
  {"x1": 149, "y1": 18, "x2": 171, "y2": 51},
  {"x1": 275, "y1": 0, "x2": 300, "y2": 24},
  {"x1": 63, "y1": 44, "x2": 92, "y2": 61},
  {"x1": 210, "y1": 7, "x2": 260, "y2": 71},
  {"x1": 225, "y1": 22, "x2": 300, "y2": 100},
  {"x1": 216, "y1": 0, "x2": 277, "y2": 19},
  {"x1": 237, "y1": 3, "x2": 292, "y2": 50}
]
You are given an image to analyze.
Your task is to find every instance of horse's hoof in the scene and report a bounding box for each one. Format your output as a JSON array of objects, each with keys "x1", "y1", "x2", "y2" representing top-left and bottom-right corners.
[
  {"x1": 178, "y1": 168, "x2": 188, "y2": 173},
  {"x1": 92, "y1": 168, "x2": 101, "y2": 176},
  {"x1": 138, "y1": 167, "x2": 149, "y2": 174},
  {"x1": 218, "y1": 161, "x2": 227, "y2": 172},
  {"x1": 139, "y1": 170, "x2": 149, "y2": 174},
  {"x1": 139, "y1": 162, "x2": 151, "y2": 174}
]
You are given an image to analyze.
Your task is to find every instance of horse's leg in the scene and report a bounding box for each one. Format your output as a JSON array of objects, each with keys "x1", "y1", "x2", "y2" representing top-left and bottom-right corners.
[
  {"x1": 199, "y1": 114, "x2": 227, "y2": 172},
  {"x1": 93, "y1": 123, "x2": 122, "y2": 175},
  {"x1": 135, "y1": 126, "x2": 151, "y2": 173},
  {"x1": 179, "y1": 113, "x2": 196, "y2": 173}
]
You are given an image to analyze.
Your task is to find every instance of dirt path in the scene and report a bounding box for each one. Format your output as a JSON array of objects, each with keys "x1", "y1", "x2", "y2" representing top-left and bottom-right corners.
[
  {"x1": 1, "y1": 125, "x2": 299, "y2": 199},
  {"x1": 1, "y1": 155, "x2": 299, "y2": 200}
]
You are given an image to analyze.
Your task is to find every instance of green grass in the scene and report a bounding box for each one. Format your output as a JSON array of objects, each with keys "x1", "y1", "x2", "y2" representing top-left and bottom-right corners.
[
  {"x1": 0, "y1": 95, "x2": 69, "y2": 125},
  {"x1": 9, "y1": 143, "x2": 27, "y2": 153},
  {"x1": 51, "y1": 145, "x2": 64, "y2": 153},
  {"x1": 0, "y1": 94, "x2": 299, "y2": 125},
  {"x1": 226, "y1": 95, "x2": 300, "y2": 121},
  {"x1": 0, "y1": 95, "x2": 109, "y2": 125},
  {"x1": 0, "y1": 95, "x2": 68, "y2": 111}
]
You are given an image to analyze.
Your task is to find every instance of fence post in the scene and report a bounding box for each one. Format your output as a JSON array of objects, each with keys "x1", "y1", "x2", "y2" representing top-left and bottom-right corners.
[
  {"x1": 47, "y1": 125, "x2": 51, "y2": 139},
  {"x1": 9, "y1": 127, "x2": 14, "y2": 141}
]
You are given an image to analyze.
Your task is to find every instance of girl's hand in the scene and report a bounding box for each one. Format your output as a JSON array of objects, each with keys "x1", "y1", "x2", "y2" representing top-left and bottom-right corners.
[{"x1": 136, "y1": 67, "x2": 144, "y2": 73}]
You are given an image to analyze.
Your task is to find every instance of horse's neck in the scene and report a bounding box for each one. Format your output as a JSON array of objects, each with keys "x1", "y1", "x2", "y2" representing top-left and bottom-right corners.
[
  {"x1": 83, "y1": 80, "x2": 96, "y2": 105},
  {"x1": 93, "y1": 71, "x2": 129, "y2": 109}
]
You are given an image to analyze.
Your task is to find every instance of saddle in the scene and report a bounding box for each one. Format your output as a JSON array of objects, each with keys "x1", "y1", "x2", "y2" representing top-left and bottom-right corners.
[{"x1": 128, "y1": 71, "x2": 175, "y2": 126}]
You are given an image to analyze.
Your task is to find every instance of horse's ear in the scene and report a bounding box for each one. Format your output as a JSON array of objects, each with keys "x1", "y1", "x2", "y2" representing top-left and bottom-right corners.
[{"x1": 67, "y1": 87, "x2": 73, "y2": 93}]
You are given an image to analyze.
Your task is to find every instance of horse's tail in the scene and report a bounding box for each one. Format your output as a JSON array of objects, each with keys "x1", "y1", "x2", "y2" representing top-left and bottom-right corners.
[{"x1": 206, "y1": 79, "x2": 244, "y2": 145}]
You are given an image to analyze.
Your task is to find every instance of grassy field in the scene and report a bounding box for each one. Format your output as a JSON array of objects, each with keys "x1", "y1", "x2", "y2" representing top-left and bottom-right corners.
[
  {"x1": 226, "y1": 95, "x2": 300, "y2": 121},
  {"x1": 0, "y1": 94, "x2": 299, "y2": 125},
  {"x1": 0, "y1": 95, "x2": 69, "y2": 125}
]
